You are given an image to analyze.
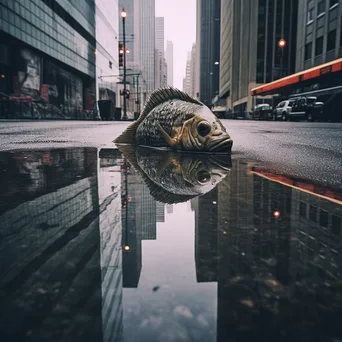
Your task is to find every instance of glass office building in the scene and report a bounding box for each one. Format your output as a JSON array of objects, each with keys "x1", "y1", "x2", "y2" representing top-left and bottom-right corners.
[{"x1": 0, "y1": 0, "x2": 97, "y2": 117}]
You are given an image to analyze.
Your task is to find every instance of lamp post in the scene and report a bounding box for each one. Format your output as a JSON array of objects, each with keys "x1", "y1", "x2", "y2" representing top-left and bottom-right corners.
[{"x1": 121, "y1": 8, "x2": 128, "y2": 120}]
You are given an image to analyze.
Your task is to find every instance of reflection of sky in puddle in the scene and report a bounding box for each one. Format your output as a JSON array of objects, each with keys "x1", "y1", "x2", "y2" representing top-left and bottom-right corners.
[{"x1": 124, "y1": 202, "x2": 217, "y2": 342}]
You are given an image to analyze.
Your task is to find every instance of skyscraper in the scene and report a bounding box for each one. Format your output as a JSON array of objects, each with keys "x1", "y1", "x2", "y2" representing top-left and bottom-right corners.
[
  {"x1": 155, "y1": 17, "x2": 167, "y2": 89},
  {"x1": 182, "y1": 44, "x2": 196, "y2": 97},
  {"x1": 155, "y1": 17, "x2": 165, "y2": 57},
  {"x1": 183, "y1": 52, "x2": 193, "y2": 95},
  {"x1": 166, "y1": 41, "x2": 174, "y2": 86},
  {"x1": 140, "y1": 0, "x2": 156, "y2": 93},
  {"x1": 196, "y1": 0, "x2": 221, "y2": 106},
  {"x1": 219, "y1": 0, "x2": 298, "y2": 114}
]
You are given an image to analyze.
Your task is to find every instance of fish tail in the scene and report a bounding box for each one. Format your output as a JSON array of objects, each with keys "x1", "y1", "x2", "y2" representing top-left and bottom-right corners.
[{"x1": 113, "y1": 121, "x2": 139, "y2": 144}]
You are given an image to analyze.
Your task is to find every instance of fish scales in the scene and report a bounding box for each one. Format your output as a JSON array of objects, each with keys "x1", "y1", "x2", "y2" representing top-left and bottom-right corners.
[{"x1": 136, "y1": 100, "x2": 199, "y2": 147}]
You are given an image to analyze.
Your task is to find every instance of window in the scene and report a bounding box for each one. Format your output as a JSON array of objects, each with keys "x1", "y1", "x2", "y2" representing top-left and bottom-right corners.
[
  {"x1": 330, "y1": 0, "x2": 339, "y2": 7},
  {"x1": 318, "y1": 0, "x2": 326, "y2": 14},
  {"x1": 309, "y1": 205, "x2": 317, "y2": 222},
  {"x1": 327, "y1": 29, "x2": 336, "y2": 51},
  {"x1": 320, "y1": 209, "x2": 329, "y2": 227},
  {"x1": 300, "y1": 201, "x2": 307, "y2": 218},
  {"x1": 305, "y1": 42, "x2": 312, "y2": 60},
  {"x1": 332, "y1": 215, "x2": 341, "y2": 236},
  {"x1": 315, "y1": 36, "x2": 323, "y2": 56},
  {"x1": 307, "y1": 7, "x2": 315, "y2": 22}
]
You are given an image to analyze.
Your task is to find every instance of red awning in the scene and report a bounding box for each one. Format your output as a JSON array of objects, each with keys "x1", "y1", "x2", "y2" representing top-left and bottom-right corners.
[{"x1": 251, "y1": 58, "x2": 342, "y2": 96}]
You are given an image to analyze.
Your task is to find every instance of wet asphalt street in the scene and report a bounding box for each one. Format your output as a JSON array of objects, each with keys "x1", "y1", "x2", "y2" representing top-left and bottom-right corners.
[{"x1": 0, "y1": 120, "x2": 341, "y2": 189}]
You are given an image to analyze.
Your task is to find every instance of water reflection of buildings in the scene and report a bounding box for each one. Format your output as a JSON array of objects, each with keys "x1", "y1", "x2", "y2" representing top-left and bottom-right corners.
[
  {"x1": 194, "y1": 160, "x2": 342, "y2": 341},
  {"x1": 121, "y1": 158, "x2": 164, "y2": 288},
  {"x1": 0, "y1": 149, "x2": 104, "y2": 341}
]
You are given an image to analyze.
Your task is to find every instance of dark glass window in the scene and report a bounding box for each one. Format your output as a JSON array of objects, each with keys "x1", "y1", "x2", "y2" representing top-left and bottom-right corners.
[
  {"x1": 305, "y1": 42, "x2": 312, "y2": 60},
  {"x1": 300, "y1": 201, "x2": 307, "y2": 218},
  {"x1": 327, "y1": 29, "x2": 336, "y2": 51},
  {"x1": 332, "y1": 215, "x2": 341, "y2": 236},
  {"x1": 315, "y1": 36, "x2": 323, "y2": 56},
  {"x1": 320, "y1": 209, "x2": 329, "y2": 227},
  {"x1": 309, "y1": 205, "x2": 317, "y2": 222},
  {"x1": 318, "y1": 0, "x2": 326, "y2": 14},
  {"x1": 307, "y1": 0, "x2": 315, "y2": 22},
  {"x1": 330, "y1": 0, "x2": 339, "y2": 7},
  {"x1": 307, "y1": 7, "x2": 314, "y2": 22}
]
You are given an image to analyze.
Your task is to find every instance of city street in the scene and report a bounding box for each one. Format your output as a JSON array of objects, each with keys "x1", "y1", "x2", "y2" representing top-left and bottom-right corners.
[{"x1": 1, "y1": 120, "x2": 341, "y2": 189}]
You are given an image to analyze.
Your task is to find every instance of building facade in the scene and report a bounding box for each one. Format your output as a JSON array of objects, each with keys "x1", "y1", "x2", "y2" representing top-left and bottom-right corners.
[
  {"x1": 296, "y1": 0, "x2": 342, "y2": 72},
  {"x1": 0, "y1": 0, "x2": 97, "y2": 118},
  {"x1": 182, "y1": 44, "x2": 196, "y2": 97},
  {"x1": 166, "y1": 40, "x2": 174, "y2": 86},
  {"x1": 155, "y1": 17, "x2": 164, "y2": 57},
  {"x1": 196, "y1": 0, "x2": 221, "y2": 106},
  {"x1": 139, "y1": 0, "x2": 155, "y2": 94},
  {"x1": 155, "y1": 17, "x2": 167, "y2": 89},
  {"x1": 119, "y1": 0, "x2": 141, "y2": 71},
  {"x1": 219, "y1": 0, "x2": 298, "y2": 113},
  {"x1": 96, "y1": 0, "x2": 120, "y2": 113}
]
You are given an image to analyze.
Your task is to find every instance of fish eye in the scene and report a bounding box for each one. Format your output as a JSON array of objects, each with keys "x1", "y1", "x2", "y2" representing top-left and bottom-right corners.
[
  {"x1": 197, "y1": 170, "x2": 211, "y2": 184},
  {"x1": 197, "y1": 122, "x2": 211, "y2": 137}
]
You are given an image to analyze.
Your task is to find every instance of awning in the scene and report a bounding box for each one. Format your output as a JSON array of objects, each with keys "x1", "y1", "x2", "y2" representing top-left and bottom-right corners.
[{"x1": 251, "y1": 58, "x2": 342, "y2": 96}]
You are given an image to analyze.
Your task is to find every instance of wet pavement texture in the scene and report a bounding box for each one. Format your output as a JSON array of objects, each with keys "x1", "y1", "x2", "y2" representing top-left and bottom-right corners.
[
  {"x1": 1, "y1": 120, "x2": 342, "y2": 189},
  {"x1": 0, "y1": 143, "x2": 342, "y2": 342}
]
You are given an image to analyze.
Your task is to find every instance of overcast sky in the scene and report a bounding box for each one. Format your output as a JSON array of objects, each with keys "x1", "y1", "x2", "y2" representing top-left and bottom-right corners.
[{"x1": 156, "y1": 0, "x2": 196, "y2": 90}]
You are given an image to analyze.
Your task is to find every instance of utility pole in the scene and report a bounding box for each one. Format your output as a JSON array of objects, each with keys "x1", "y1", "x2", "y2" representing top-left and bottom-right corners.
[
  {"x1": 121, "y1": 8, "x2": 128, "y2": 120},
  {"x1": 136, "y1": 74, "x2": 140, "y2": 114}
]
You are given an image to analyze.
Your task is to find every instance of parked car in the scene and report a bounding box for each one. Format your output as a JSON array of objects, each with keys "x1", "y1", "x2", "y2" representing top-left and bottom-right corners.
[
  {"x1": 287, "y1": 96, "x2": 324, "y2": 121},
  {"x1": 252, "y1": 104, "x2": 273, "y2": 120},
  {"x1": 273, "y1": 99, "x2": 295, "y2": 121}
]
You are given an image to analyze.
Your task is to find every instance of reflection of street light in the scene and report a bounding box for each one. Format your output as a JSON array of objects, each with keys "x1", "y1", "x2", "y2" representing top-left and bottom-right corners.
[
  {"x1": 214, "y1": 61, "x2": 219, "y2": 65},
  {"x1": 121, "y1": 8, "x2": 128, "y2": 120},
  {"x1": 124, "y1": 245, "x2": 130, "y2": 251},
  {"x1": 273, "y1": 210, "x2": 281, "y2": 219}
]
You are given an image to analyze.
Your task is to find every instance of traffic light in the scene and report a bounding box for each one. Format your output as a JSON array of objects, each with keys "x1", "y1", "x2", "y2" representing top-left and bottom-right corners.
[
  {"x1": 126, "y1": 90, "x2": 130, "y2": 99},
  {"x1": 119, "y1": 42, "x2": 123, "y2": 67}
]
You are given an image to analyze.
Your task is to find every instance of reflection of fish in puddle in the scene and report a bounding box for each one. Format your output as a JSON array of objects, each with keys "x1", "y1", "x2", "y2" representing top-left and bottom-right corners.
[
  {"x1": 114, "y1": 87, "x2": 233, "y2": 153},
  {"x1": 118, "y1": 145, "x2": 232, "y2": 204}
]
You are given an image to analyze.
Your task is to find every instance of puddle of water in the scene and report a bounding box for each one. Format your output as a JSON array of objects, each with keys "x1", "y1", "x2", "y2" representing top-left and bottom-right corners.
[{"x1": 0, "y1": 147, "x2": 341, "y2": 342}]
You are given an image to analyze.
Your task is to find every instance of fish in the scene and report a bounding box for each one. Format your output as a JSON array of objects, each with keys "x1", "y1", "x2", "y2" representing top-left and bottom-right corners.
[
  {"x1": 117, "y1": 145, "x2": 232, "y2": 204},
  {"x1": 114, "y1": 87, "x2": 233, "y2": 153}
]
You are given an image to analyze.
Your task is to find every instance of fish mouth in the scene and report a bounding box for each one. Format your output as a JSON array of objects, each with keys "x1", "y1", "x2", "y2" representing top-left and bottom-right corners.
[{"x1": 210, "y1": 138, "x2": 233, "y2": 153}]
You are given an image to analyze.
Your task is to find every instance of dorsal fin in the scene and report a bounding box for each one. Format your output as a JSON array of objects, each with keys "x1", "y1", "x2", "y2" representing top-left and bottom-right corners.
[{"x1": 113, "y1": 87, "x2": 203, "y2": 144}]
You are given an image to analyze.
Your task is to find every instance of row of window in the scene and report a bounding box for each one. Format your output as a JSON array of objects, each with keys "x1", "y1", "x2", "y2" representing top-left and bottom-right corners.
[
  {"x1": 307, "y1": 0, "x2": 339, "y2": 22},
  {"x1": 304, "y1": 28, "x2": 342, "y2": 59},
  {"x1": 299, "y1": 200, "x2": 341, "y2": 236}
]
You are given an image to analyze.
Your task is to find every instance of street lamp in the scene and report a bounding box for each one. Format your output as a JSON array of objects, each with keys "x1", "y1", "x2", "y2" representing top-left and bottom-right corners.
[
  {"x1": 278, "y1": 38, "x2": 287, "y2": 78},
  {"x1": 121, "y1": 8, "x2": 128, "y2": 120},
  {"x1": 278, "y1": 38, "x2": 286, "y2": 48}
]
